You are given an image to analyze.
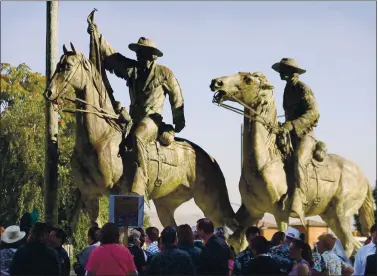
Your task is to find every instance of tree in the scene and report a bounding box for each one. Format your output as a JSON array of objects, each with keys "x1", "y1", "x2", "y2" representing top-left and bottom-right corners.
[
  {"x1": 1, "y1": 63, "x2": 47, "y2": 224},
  {"x1": 354, "y1": 182, "x2": 377, "y2": 235}
]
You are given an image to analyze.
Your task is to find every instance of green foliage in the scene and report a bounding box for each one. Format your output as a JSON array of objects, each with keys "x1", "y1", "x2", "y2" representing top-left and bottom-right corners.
[{"x1": 1, "y1": 63, "x2": 47, "y2": 224}]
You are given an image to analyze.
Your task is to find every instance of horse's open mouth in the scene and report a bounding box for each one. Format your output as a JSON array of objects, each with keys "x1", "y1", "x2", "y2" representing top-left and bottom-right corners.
[{"x1": 212, "y1": 90, "x2": 227, "y2": 104}]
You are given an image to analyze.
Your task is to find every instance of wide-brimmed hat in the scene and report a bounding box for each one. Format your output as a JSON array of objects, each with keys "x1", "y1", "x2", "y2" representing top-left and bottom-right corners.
[
  {"x1": 129, "y1": 37, "x2": 163, "y2": 57},
  {"x1": 272, "y1": 58, "x2": 306, "y2": 74},
  {"x1": 1, "y1": 225, "x2": 26, "y2": 244},
  {"x1": 285, "y1": 227, "x2": 301, "y2": 240}
]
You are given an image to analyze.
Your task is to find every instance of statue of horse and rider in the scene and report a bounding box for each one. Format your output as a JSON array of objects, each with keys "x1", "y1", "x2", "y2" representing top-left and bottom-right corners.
[
  {"x1": 44, "y1": 10, "x2": 241, "y2": 233},
  {"x1": 44, "y1": 10, "x2": 374, "y2": 257},
  {"x1": 209, "y1": 59, "x2": 374, "y2": 256}
]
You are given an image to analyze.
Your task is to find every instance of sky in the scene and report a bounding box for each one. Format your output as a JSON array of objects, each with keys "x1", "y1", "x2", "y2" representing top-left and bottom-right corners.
[{"x1": 1, "y1": 1, "x2": 376, "y2": 224}]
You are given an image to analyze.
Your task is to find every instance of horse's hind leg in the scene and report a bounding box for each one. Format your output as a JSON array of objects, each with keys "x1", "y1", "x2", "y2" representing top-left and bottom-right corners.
[
  {"x1": 153, "y1": 186, "x2": 192, "y2": 228},
  {"x1": 321, "y1": 213, "x2": 358, "y2": 258}
]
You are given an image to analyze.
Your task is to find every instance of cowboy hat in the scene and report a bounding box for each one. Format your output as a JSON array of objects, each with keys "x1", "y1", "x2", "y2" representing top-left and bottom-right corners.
[
  {"x1": 272, "y1": 58, "x2": 306, "y2": 74},
  {"x1": 129, "y1": 37, "x2": 163, "y2": 57},
  {"x1": 285, "y1": 226, "x2": 301, "y2": 240},
  {"x1": 1, "y1": 225, "x2": 26, "y2": 244}
]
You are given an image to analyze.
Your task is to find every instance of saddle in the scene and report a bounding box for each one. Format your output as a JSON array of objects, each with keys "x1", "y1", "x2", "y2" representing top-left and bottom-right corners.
[{"x1": 276, "y1": 132, "x2": 337, "y2": 205}]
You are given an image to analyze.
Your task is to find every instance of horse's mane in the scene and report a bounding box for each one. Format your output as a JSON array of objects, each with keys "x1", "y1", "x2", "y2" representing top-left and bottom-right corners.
[
  {"x1": 249, "y1": 71, "x2": 279, "y2": 127},
  {"x1": 84, "y1": 57, "x2": 113, "y2": 112},
  {"x1": 62, "y1": 51, "x2": 120, "y2": 131}
]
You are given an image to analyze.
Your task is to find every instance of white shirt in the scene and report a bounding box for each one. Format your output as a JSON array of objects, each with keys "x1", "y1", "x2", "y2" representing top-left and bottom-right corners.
[{"x1": 353, "y1": 242, "x2": 376, "y2": 276}]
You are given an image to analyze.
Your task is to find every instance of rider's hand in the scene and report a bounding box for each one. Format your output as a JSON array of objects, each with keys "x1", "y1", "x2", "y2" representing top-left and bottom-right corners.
[
  {"x1": 175, "y1": 121, "x2": 185, "y2": 133},
  {"x1": 87, "y1": 23, "x2": 98, "y2": 35},
  {"x1": 279, "y1": 121, "x2": 293, "y2": 133}
]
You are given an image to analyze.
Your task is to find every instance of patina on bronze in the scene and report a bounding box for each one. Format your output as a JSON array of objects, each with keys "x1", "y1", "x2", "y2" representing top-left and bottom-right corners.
[
  {"x1": 210, "y1": 70, "x2": 374, "y2": 257},
  {"x1": 44, "y1": 44, "x2": 240, "y2": 234},
  {"x1": 87, "y1": 10, "x2": 186, "y2": 200}
]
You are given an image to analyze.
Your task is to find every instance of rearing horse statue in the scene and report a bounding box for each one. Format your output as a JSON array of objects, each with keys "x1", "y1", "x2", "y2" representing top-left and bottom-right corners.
[
  {"x1": 210, "y1": 71, "x2": 375, "y2": 257},
  {"x1": 44, "y1": 44, "x2": 240, "y2": 232}
]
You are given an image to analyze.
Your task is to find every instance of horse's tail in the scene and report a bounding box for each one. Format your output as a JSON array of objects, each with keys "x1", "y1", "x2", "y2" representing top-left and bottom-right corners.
[
  {"x1": 175, "y1": 138, "x2": 239, "y2": 231},
  {"x1": 358, "y1": 180, "x2": 376, "y2": 236}
]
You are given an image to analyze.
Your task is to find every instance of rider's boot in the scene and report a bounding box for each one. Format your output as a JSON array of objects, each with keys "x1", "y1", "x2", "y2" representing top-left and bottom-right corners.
[{"x1": 291, "y1": 187, "x2": 307, "y2": 227}]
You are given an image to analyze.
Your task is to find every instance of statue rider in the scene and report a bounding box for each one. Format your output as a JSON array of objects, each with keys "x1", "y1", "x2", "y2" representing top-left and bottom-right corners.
[
  {"x1": 87, "y1": 24, "x2": 186, "y2": 198},
  {"x1": 272, "y1": 58, "x2": 320, "y2": 225}
]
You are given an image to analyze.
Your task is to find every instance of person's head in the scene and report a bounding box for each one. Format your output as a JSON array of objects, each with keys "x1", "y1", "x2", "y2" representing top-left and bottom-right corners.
[
  {"x1": 161, "y1": 226, "x2": 177, "y2": 247},
  {"x1": 27, "y1": 222, "x2": 49, "y2": 243},
  {"x1": 316, "y1": 233, "x2": 336, "y2": 254},
  {"x1": 99, "y1": 223, "x2": 120, "y2": 244},
  {"x1": 88, "y1": 226, "x2": 100, "y2": 245},
  {"x1": 48, "y1": 227, "x2": 68, "y2": 248},
  {"x1": 250, "y1": 236, "x2": 270, "y2": 257},
  {"x1": 289, "y1": 239, "x2": 314, "y2": 266},
  {"x1": 146, "y1": 227, "x2": 159, "y2": 244},
  {"x1": 271, "y1": 231, "x2": 285, "y2": 247},
  {"x1": 134, "y1": 228, "x2": 146, "y2": 247},
  {"x1": 196, "y1": 218, "x2": 214, "y2": 240},
  {"x1": 128, "y1": 37, "x2": 163, "y2": 63},
  {"x1": 19, "y1": 213, "x2": 33, "y2": 234},
  {"x1": 313, "y1": 141, "x2": 327, "y2": 162},
  {"x1": 365, "y1": 236, "x2": 372, "y2": 245},
  {"x1": 191, "y1": 225, "x2": 201, "y2": 240},
  {"x1": 245, "y1": 227, "x2": 261, "y2": 245},
  {"x1": 272, "y1": 58, "x2": 306, "y2": 81},
  {"x1": 1, "y1": 225, "x2": 26, "y2": 249},
  {"x1": 284, "y1": 227, "x2": 302, "y2": 244},
  {"x1": 128, "y1": 229, "x2": 142, "y2": 247},
  {"x1": 370, "y1": 224, "x2": 377, "y2": 244},
  {"x1": 177, "y1": 224, "x2": 194, "y2": 246}
]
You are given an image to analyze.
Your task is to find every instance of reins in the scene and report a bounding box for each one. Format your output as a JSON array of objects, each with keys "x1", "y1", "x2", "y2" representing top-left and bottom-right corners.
[
  {"x1": 61, "y1": 95, "x2": 119, "y2": 119},
  {"x1": 52, "y1": 54, "x2": 120, "y2": 120},
  {"x1": 213, "y1": 91, "x2": 280, "y2": 134}
]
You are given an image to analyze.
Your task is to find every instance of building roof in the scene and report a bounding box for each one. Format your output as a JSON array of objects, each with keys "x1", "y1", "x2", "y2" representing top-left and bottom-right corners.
[{"x1": 290, "y1": 219, "x2": 327, "y2": 227}]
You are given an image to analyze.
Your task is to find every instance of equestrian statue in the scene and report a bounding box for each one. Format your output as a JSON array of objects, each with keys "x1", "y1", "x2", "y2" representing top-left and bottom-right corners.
[
  {"x1": 209, "y1": 58, "x2": 375, "y2": 257},
  {"x1": 44, "y1": 10, "x2": 240, "y2": 233}
]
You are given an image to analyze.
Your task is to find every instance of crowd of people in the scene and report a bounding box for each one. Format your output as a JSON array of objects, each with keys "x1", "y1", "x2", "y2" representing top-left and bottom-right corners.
[{"x1": 0, "y1": 215, "x2": 376, "y2": 276}]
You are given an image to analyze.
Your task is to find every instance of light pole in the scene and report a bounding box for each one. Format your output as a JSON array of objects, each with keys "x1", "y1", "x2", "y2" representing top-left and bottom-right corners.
[{"x1": 44, "y1": 0, "x2": 59, "y2": 225}]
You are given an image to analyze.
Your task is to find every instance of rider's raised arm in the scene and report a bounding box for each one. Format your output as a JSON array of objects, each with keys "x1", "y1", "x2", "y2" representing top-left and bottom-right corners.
[
  {"x1": 162, "y1": 68, "x2": 185, "y2": 127},
  {"x1": 291, "y1": 83, "x2": 320, "y2": 138},
  {"x1": 92, "y1": 24, "x2": 137, "y2": 80}
]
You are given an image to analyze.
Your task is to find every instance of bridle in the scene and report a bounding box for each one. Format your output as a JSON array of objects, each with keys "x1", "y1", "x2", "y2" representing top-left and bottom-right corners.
[
  {"x1": 49, "y1": 54, "x2": 119, "y2": 120},
  {"x1": 212, "y1": 80, "x2": 280, "y2": 134}
]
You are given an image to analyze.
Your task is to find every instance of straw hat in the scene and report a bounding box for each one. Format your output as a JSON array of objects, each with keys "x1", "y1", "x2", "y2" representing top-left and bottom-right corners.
[
  {"x1": 272, "y1": 58, "x2": 306, "y2": 74},
  {"x1": 1, "y1": 225, "x2": 26, "y2": 244},
  {"x1": 129, "y1": 37, "x2": 163, "y2": 57}
]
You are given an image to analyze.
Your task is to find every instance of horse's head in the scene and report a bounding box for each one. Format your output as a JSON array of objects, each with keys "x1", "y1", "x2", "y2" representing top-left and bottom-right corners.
[
  {"x1": 210, "y1": 72, "x2": 275, "y2": 107},
  {"x1": 45, "y1": 43, "x2": 88, "y2": 103}
]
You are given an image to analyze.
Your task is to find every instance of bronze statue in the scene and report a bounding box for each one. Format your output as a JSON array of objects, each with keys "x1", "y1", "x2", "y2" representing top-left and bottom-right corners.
[
  {"x1": 209, "y1": 70, "x2": 375, "y2": 257},
  {"x1": 87, "y1": 22, "x2": 186, "y2": 199},
  {"x1": 44, "y1": 44, "x2": 240, "y2": 234},
  {"x1": 272, "y1": 58, "x2": 320, "y2": 226}
]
